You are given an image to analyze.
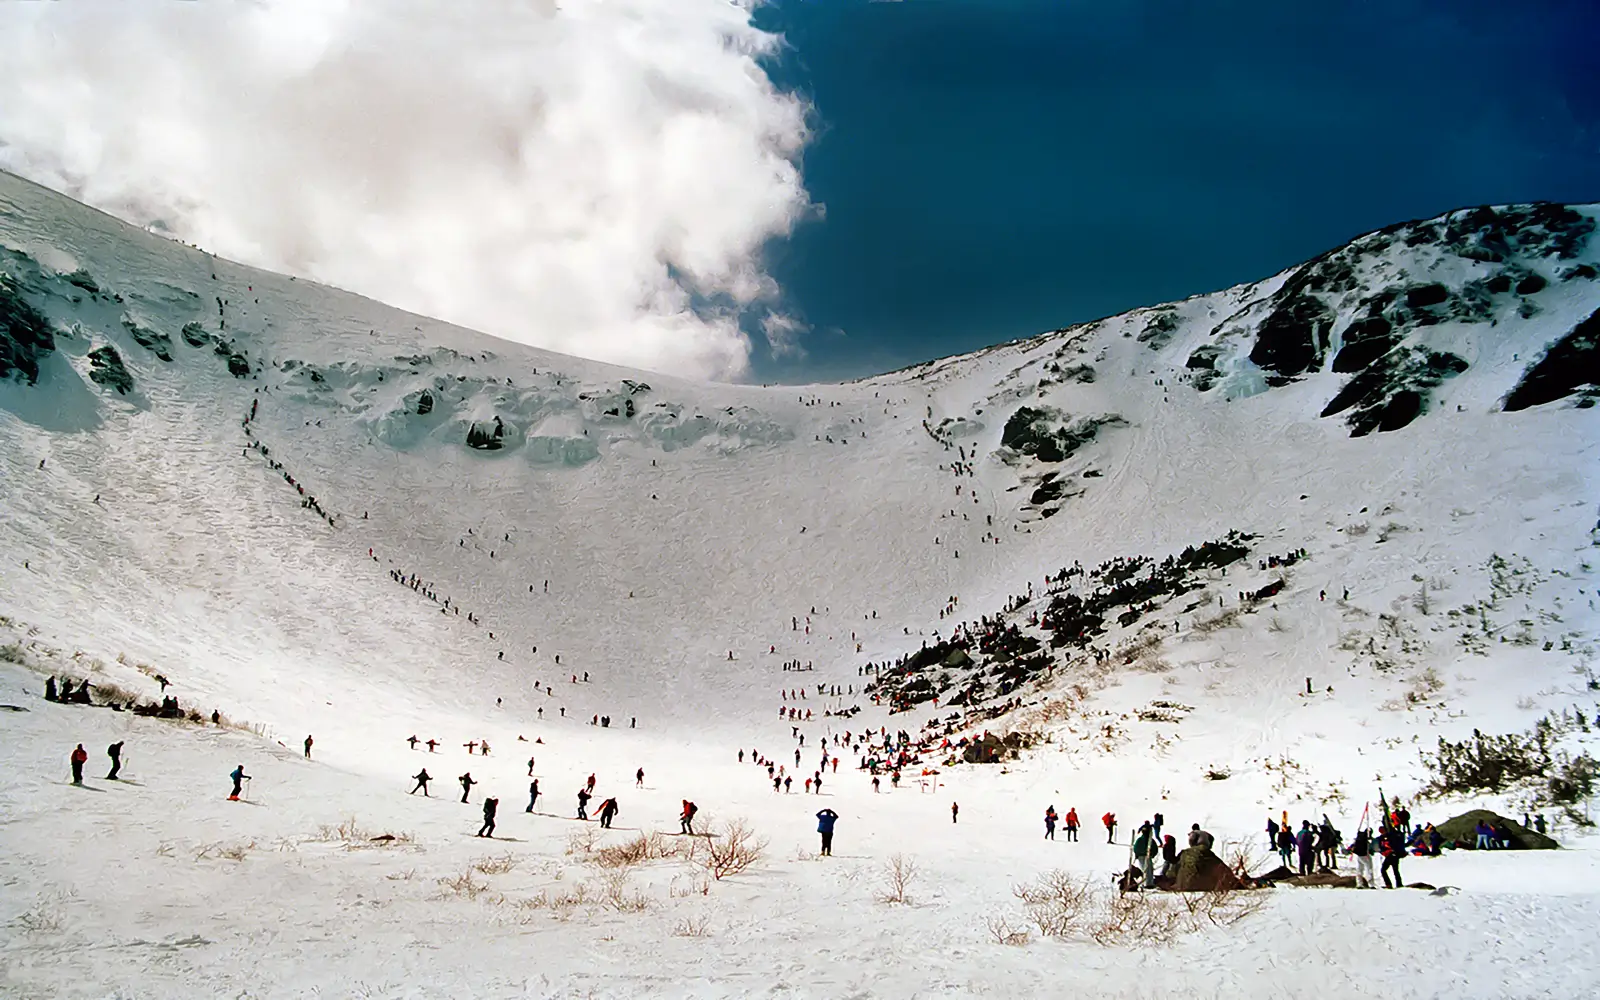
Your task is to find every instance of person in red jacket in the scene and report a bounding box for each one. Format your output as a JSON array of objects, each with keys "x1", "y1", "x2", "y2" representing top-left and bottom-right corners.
[
  {"x1": 69, "y1": 744, "x2": 88, "y2": 785},
  {"x1": 680, "y1": 800, "x2": 698, "y2": 835},
  {"x1": 1065, "y1": 807, "x2": 1079, "y2": 841},
  {"x1": 1103, "y1": 811, "x2": 1117, "y2": 843}
]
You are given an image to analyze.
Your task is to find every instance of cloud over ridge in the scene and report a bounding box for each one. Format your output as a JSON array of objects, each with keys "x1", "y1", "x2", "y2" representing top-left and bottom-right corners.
[{"x1": 0, "y1": 0, "x2": 811, "y2": 379}]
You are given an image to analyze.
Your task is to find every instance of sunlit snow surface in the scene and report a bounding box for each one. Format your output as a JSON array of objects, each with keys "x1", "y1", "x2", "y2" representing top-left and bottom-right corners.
[{"x1": 1, "y1": 171, "x2": 1598, "y2": 997}]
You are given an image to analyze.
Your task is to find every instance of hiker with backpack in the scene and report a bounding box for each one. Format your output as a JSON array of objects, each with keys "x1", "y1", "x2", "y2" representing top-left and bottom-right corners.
[
  {"x1": 105, "y1": 742, "x2": 123, "y2": 780},
  {"x1": 1351, "y1": 827, "x2": 1375, "y2": 888},
  {"x1": 477, "y1": 797, "x2": 498, "y2": 838},
  {"x1": 459, "y1": 773, "x2": 476, "y2": 803},
  {"x1": 680, "y1": 800, "x2": 698, "y2": 835},
  {"x1": 70, "y1": 744, "x2": 88, "y2": 785},
  {"x1": 1044, "y1": 806, "x2": 1058, "y2": 840},
  {"x1": 1065, "y1": 808, "x2": 1079, "y2": 841},
  {"x1": 1103, "y1": 812, "x2": 1117, "y2": 843},
  {"x1": 598, "y1": 797, "x2": 619, "y2": 829},
  {"x1": 1380, "y1": 825, "x2": 1405, "y2": 888}
]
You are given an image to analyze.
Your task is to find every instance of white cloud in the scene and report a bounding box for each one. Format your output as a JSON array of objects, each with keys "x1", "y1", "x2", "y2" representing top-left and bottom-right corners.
[{"x1": 0, "y1": 0, "x2": 812, "y2": 380}]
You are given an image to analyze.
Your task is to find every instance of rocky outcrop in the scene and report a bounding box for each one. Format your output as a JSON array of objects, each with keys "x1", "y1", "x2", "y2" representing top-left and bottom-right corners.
[
  {"x1": 0, "y1": 276, "x2": 54, "y2": 384},
  {"x1": 1321, "y1": 348, "x2": 1468, "y2": 436},
  {"x1": 1001, "y1": 406, "x2": 1126, "y2": 463},
  {"x1": 1503, "y1": 308, "x2": 1600, "y2": 412},
  {"x1": 1172, "y1": 847, "x2": 1242, "y2": 892},
  {"x1": 120, "y1": 315, "x2": 173, "y2": 362},
  {"x1": 86, "y1": 345, "x2": 134, "y2": 395},
  {"x1": 466, "y1": 416, "x2": 506, "y2": 450}
]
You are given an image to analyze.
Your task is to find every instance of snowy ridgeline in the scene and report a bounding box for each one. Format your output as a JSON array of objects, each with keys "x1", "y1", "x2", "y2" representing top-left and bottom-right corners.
[{"x1": 1, "y1": 171, "x2": 1600, "y2": 997}]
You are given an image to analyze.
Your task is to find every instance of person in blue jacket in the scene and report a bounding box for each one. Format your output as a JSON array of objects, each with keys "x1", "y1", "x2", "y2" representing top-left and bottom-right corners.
[{"x1": 816, "y1": 808, "x2": 839, "y2": 856}]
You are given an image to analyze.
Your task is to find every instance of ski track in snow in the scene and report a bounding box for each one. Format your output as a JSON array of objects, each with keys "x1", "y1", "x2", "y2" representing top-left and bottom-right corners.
[{"x1": 1, "y1": 170, "x2": 1599, "y2": 996}]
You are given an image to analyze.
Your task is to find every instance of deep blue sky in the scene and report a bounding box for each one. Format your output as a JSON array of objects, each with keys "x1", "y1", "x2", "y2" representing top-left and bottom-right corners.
[{"x1": 745, "y1": 0, "x2": 1600, "y2": 381}]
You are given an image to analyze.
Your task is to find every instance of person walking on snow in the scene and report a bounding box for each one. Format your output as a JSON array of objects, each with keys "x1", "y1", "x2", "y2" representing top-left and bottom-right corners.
[
  {"x1": 105, "y1": 742, "x2": 123, "y2": 780},
  {"x1": 459, "y1": 773, "x2": 476, "y2": 803},
  {"x1": 577, "y1": 788, "x2": 592, "y2": 820},
  {"x1": 636, "y1": 768, "x2": 644, "y2": 788},
  {"x1": 526, "y1": 779, "x2": 540, "y2": 812},
  {"x1": 70, "y1": 744, "x2": 88, "y2": 785},
  {"x1": 477, "y1": 797, "x2": 498, "y2": 838},
  {"x1": 586, "y1": 773, "x2": 596, "y2": 794},
  {"x1": 411, "y1": 769, "x2": 431, "y2": 795},
  {"x1": 680, "y1": 800, "x2": 698, "y2": 835},
  {"x1": 303, "y1": 735, "x2": 313, "y2": 759},
  {"x1": 229, "y1": 764, "x2": 248, "y2": 800},
  {"x1": 1044, "y1": 806, "x2": 1058, "y2": 840},
  {"x1": 599, "y1": 797, "x2": 619, "y2": 829},
  {"x1": 951, "y1": 802, "x2": 959, "y2": 824},
  {"x1": 528, "y1": 757, "x2": 536, "y2": 776},
  {"x1": 1064, "y1": 807, "x2": 1079, "y2": 841},
  {"x1": 816, "y1": 808, "x2": 839, "y2": 856},
  {"x1": 1103, "y1": 812, "x2": 1117, "y2": 843}
]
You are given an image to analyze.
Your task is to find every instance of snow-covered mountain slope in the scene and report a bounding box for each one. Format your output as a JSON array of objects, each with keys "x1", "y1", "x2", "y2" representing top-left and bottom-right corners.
[{"x1": 2, "y1": 168, "x2": 1599, "y2": 998}]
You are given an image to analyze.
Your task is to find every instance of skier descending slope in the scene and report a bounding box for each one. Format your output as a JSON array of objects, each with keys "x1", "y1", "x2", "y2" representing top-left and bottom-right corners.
[
  {"x1": 526, "y1": 778, "x2": 539, "y2": 812},
  {"x1": 411, "y1": 769, "x2": 431, "y2": 795}
]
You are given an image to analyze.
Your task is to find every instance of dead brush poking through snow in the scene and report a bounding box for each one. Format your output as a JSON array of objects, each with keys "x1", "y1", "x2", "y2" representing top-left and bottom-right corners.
[
  {"x1": 701, "y1": 817, "x2": 767, "y2": 880},
  {"x1": 473, "y1": 853, "x2": 519, "y2": 875},
  {"x1": 1009, "y1": 870, "x2": 1266, "y2": 946},
  {"x1": 877, "y1": 853, "x2": 920, "y2": 905}
]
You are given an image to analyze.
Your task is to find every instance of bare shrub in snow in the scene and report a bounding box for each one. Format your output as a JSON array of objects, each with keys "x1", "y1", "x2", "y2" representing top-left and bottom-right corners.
[
  {"x1": 673, "y1": 915, "x2": 713, "y2": 937},
  {"x1": 0, "y1": 642, "x2": 27, "y2": 664},
  {"x1": 436, "y1": 870, "x2": 495, "y2": 902},
  {"x1": 1191, "y1": 608, "x2": 1242, "y2": 634},
  {"x1": 877, "y1": 853, "x2": 920, "y2": 905},
  {"x1": 599, "y1": 870, "x2": 650, "y2": 912},
  {"x1": 701, "y1": 818, "x2": 766, "y2": 880},
  {"x1": 12, "y1": 898, "x2": 65, "y2": 935},
  {"x1": 986, "y1": 915, "x2": 1031, "y2": 946},
  {"x1": 1012, "y1": 869, "x2": 1095, "y2": 937},
  {"x1": 473, "y1": 853, "x2": 519, "y2": 876},
  {"x1": 565, "y1": 825, "x2": 602, "y2": 857}
]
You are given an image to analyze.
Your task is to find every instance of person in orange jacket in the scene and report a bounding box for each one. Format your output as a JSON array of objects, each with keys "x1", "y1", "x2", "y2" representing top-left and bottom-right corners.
[
  {"x1": 1065, "y1": 808, "x2": 1079, "y2": 841},
  {"x1": 1103, "y1": 811, "x2": 1117, "y2": 843}
]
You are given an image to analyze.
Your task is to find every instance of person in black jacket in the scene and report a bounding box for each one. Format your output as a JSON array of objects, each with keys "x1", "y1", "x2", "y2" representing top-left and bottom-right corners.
[
  {"x1": 411, "y1": 769, "x2": 431, "y2": 795},
  {"x1": 459, "y1": 773, "x2": 476, "y2": 803},
  {"x1": 526, "y1": 778, "x2": 540, "y2": 812},
  {"x1": 477, "y1": 797, "x2": 498, "y2": 837},
  {"x1": 1351, "y1": 828, "x2": 1375, "y2": 888},
  {"x1": 106, "y1": 742, "x2": 124, "y2": 780}
]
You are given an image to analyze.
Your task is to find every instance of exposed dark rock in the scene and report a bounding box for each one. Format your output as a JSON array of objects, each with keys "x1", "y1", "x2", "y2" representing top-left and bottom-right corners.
[
  {"x1": 1172, "y1": 847, "x2": 1242, "y2": 892},
  {"x1": 1503, "y1": 307, "x2": 1600, "y2": 411},
  {"x1": 1486, "y1": 273, "x2": 1513, "y2": 294},
  {"x1": 227, "y1": 353, "x2": 251, "y2": 378},
  {"x1": 180, "y1": 322, "x2": 212, "y2": 348},
  {"x1": 1185, "y1": 345, "x2": 1222, "y2": 370},
  {"x1": 1404, "y1": 283, "x2": 1450, "y2": 309},
  {"x1": 1561, "y1": 264, "x2": 1597, "y2": 282},
  {"x1": 1001, "y1": 407, "x2": 1126, "y2": 463},
  {"x1": 1138, "y1": 309, "x2": 1181, "y2": 348},
  {"x1": 120, "y1": 316, "x2": 173, "y2": 362},
  {"x1": 0, "y1": 276, "x2": 55, "y2": 384},
  {"x1": 1322, "y1": 349, "x2": 1467, "y2": 436},
  {"x1": 416, "y1": 389, "x2": 434, "y2": 416},
  {"x1": 64, "y1": 269, "x2": 100, "y2": 294},
  {"x1": 1514, "y1": 273, "x2": 1547, "y2": 296},
  {"x1": 1331, "y1": 314, "x2": 1396, "y2": 373},
  {"x1": 1029, "y1": 473, "x2": 1064, "y2": 506},
  {"x1": 467, "y1": 415, "x2": 506, "y2": 450},
  {"x1": 86, "y1": 345, "x2": 134, "y2": 394},
  {"x1": 1249, "y1": 288, "x2": 1334, "y2": 380}
]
